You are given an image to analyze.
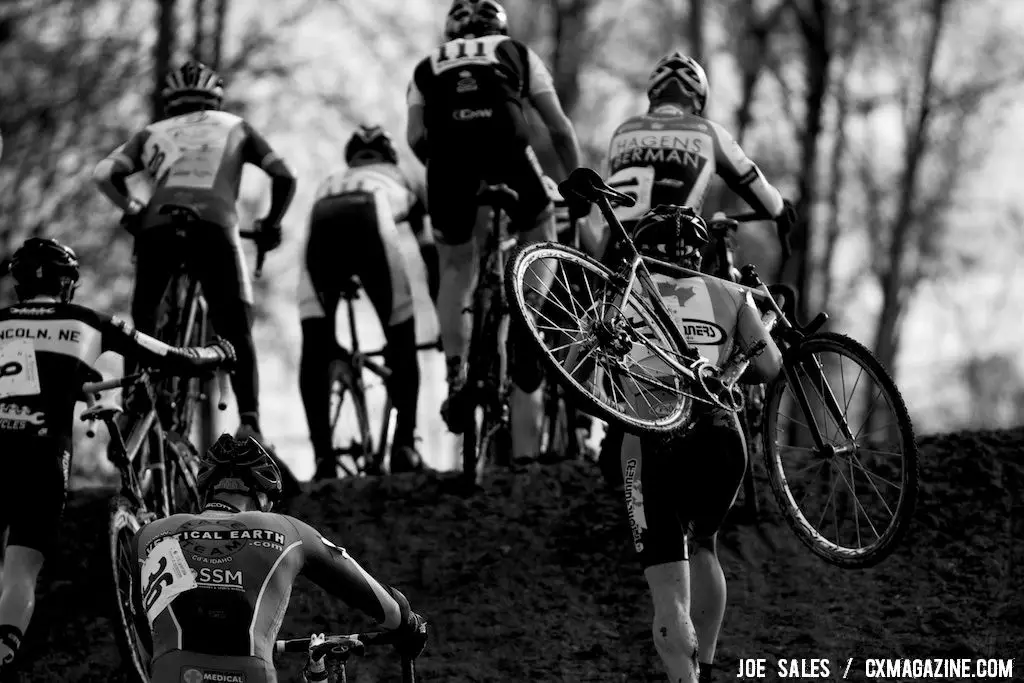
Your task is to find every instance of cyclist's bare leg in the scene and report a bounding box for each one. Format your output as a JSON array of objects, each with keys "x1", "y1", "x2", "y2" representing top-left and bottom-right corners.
[
  {"x1": 689, "y1": 534, "x2": 726, "y2": 667},
  {"x1": 436, "y1": 206, "x2": 486, "y2": 430},
  {"x1": 0, "y1": 545, "x2": 44, "y2": 671},
  {"x1": 645, "y1": 561, "x2": 700, "y2": 683},
  {"x1": 509, "y1": 210, "x2": 556, "y2": 462}
]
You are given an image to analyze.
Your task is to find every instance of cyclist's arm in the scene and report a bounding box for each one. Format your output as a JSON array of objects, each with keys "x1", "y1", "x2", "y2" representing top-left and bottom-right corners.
[
  {"x1": 525, "y1": 49, "x2": 581, "y2": 178},
  {"x1": 709, "y1": 120, "x2": 785, "y2": 219},
  {"x1": 242, "y1": 122, "x2": 296, "y2": 226},
  {"x1": 287, "y1": 516, "x2": 403, "y2": 629},
  {"x1": 93, "y1": 133, "x2": 148, "y2": 213},
  {"x1": 406, "y1": 73, "x2": 428, "y2": 165},
  {"x1": 99, "y1": 313, "x2": 227, "y2": 375},
  {"x1": 735, "y1": 294, "x2": 782, "y2": 384}
]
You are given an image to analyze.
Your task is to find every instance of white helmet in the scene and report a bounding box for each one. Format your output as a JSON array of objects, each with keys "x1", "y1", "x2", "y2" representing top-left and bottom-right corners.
[{"x1": 647, "y1": 52, "x2": 709, "y2": 115}]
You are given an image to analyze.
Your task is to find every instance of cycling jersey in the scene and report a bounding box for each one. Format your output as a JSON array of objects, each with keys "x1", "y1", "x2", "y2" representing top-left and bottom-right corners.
[
  {"x1": 105, "y1": 110, "x2": 286, "y2": 231},
  {"x1": 134, "y1": 504, "x2": 403, "y2": 683},
  {"x1": 0, "y1": 299, "x2": 224, "y2": 557},
  {"x1": 407, "y1": 35, "x2": 556, "y2": 151},
  {"x1": 0, "y1": 300, "x2": 224, "y2": 446},
  {"x1": 616, "y1": 273, "x2": 774, "y2": 567},
  {"x1": 605, "y1": 106, "x2": 785, "y2": 224}
]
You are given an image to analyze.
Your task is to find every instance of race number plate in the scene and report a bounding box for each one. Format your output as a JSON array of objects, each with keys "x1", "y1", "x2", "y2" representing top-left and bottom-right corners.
[
  {"x1": 606, "y1": 166, "x2": 655, "y2": 222},
  {"x1": 141, "y1": 537, "x2": 197, "y2": 625},
  {"x1": 0, "y1": 339, "x2": 41, "y2": 398}
]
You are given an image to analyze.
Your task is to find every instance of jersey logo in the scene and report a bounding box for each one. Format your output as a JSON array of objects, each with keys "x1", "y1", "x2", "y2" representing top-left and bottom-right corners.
[
  {"x1": 7, "y1": 307, "x2": 55, "y2": 316},
  {"x1": 679, "y1": 319, "x2": 726, "y2": 345},
  {"x1": 180, "y1": 666, "x2": 246, "y2": 683},
  {"x1": 148, "y1": 519, "x2": 287, "y2": 563},
  {"x1": 624, "y1": 458, "x2": 646, "y2": 553}
]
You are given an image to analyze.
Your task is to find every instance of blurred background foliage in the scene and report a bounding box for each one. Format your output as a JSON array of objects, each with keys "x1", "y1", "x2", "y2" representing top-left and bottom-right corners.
[{"x1": 2, "y1": 0, "x2": 1023, "y2": 480}]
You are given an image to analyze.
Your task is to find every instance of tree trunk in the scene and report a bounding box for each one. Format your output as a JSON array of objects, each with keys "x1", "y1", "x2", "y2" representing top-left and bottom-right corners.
[
  {"x1": 549, "y1": 0, "x2": 594, "y2": 117},
  {"x1": 212, "y1": 0, "x2": 228, "y2": 70},
  {"x1": 152, "y1": 0, "x2": 177, "y2": 121},
  {"x1": 777, "y1": 0, "x2": 831, "y2": 327},
  {"x1": 688, "y1": 0, "x2": 704, "y2": 65},
  {"x1": 733, "y1": 0, "x2": 787, "y2": 145},
  {"x1": 871, "y1": 0, "x2": 949, "y2": 373},
  {"x1": 193, "y1": 0, "x2": 206, "y2": 61}
]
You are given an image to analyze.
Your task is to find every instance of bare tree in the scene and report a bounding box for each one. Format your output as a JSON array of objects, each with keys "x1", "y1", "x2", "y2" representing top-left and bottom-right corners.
[{"x1": 153, "y1": 0, "x2": 177, "y2": 121}]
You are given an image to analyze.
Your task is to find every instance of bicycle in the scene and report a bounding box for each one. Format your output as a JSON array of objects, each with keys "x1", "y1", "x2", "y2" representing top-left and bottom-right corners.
[
  {"x1": 275, "y1": 630, "x2": 418, "y2": 683},
  {"x1": 80, "y1": 368, "x2": 228, "y2": 683},
  {"x1": 325, "y1": 276, "x2": 440, "y2": 477},
  {"x1": 505, "y1": 167, "x2": 919, "y2": 568},
  {"x1": 450, "y1": 182, "x2": 521, "y2": 488}
]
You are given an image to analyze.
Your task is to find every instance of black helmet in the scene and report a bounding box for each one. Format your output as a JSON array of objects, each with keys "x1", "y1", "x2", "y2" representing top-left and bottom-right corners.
[
  {"x1": 9, "y1": 237, "x2": 80, "y2": 302},
  {"x1": 632, "y1": 205, "x2": 709, "y2": 267},
  {"x1": 344, "y1": 125, "x2": 399, "y2": 166},
  {"x1": 444, "y1": 0, "x2": 508, "y2": 40},
  {"x1": 161, "y1": 60, "x2": 224, "y2": 116},
  {"x1": 197, "y1": 434, "x2": 283, "y2": 508}
]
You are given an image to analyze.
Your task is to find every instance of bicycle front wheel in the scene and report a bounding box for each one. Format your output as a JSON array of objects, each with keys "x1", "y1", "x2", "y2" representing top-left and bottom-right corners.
[
  {"x1": 108, "y1": 498, "x2": 150, "y2": 683},
  {"x1": 762, "y1": 332, "x2": 919, "y2": 568},
  {"x1": 505, "y1": 242, "x2": 692, "y2": 435}
]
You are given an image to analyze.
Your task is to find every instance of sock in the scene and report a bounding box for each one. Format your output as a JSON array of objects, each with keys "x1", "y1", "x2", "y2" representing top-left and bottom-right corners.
[
  {"x1": 0, "y1": 624, "x2": 24, "y2": 669},
  {"x1": 698, "y1": 661, "x2": 713, "y2": 683}
]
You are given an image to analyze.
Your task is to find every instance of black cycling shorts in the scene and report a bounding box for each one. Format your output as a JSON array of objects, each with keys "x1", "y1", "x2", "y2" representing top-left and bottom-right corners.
[
  {"x1": 610, "y1": 415, "x2": 746, "y2": 568},
  {"x1": 301, "y1": 193, "x2": 414, "y2": 328},
  {"x1": 427, "y1": 144, "x2": 551, "y2": 245},
  {"x1": 0, "y1": 433, "x2": 70, "y2": 557},
  {"x1": 132, "y1": 221, "x2": 253, "y2": 333}
]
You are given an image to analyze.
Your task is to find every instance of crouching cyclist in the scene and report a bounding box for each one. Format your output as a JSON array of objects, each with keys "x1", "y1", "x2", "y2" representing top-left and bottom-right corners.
[
  {"x1": 0, "y1": 238, "x2": 236, "y2": 677},
  {"x1": 604, "y1": 206, "x2": 782, "y2": 683},
  {"x1": 298, "y1": 125, "x2": 432, "y2": 478},
  {"x1": 132, "y1": 434, "x2": 428, "y2": 683}
]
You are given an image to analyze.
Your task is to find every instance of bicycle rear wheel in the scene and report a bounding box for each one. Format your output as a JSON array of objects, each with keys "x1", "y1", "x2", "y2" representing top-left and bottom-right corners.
[
  {"x1": 762, "y1": 332, "x2": 918, "y2": 568},
  {"x1": 505, "y1": 242, "x2": 692, "y2": 435},
  {"x1": 328, "y1": 359, "x2": 376, "y2": 477},
  {"x1": 108, "y1": 498, "x2": 150, "y2": 683},
  {"x1": 165, "y1": 434, "x2": 202, "y2": 513},
  {"x1": 153, "y1": 274, "x2": 207, "y2": 440}
]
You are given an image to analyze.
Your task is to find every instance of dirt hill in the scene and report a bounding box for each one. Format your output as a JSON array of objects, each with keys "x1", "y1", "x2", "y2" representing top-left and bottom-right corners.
[{"x1": 11, "y1": 427, "x2": 1024, "y2": 682}]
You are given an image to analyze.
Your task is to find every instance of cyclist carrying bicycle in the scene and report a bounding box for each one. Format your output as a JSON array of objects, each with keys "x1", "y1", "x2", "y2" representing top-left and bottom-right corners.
[
  {"x1": 0, "y1": 238, "x2": 236, "y2": 677},
  {"x1": 602, "y1": 52, "x2": 797, "y2": 264},
  {"x1": 92, "y1": 59, "x2": 297, "y2": 447},
  {"x1": 131, "y1": 434, "x2": 428, "y2": 683},
  {"x1": 298, "y1": 125, "x2": 432, "y2": 477},
  {"x1": 406, "y1": 0, "x2": 583, "y2": 465},
  {"x1": 596, "y1": 204, "x2": 782, "y2": 683}
]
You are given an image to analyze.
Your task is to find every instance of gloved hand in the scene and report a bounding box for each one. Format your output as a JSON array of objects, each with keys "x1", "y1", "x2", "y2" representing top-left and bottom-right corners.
[
  {"x1": 775, "y1": 199, "x2": 798, "y2": 258},
  {"x1": 120, "y1": 199, "x2": 148, "y2": 236},
  {"x1": 302, "y1": 633, "x2": 329, "y2": 682},
  {"x1": 253, "y1": 218, "x2": 283, "y2": 251},
  {"x1": 207, "y1": 335, "x2": 237, "y2": 366},
  {"x1": 386, "y1": 586, "x2": 428, "y2": 660}
]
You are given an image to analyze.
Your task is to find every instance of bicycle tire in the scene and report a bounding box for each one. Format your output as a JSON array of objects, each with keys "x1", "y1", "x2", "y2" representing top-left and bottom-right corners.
[
  {"x1": 166, "y1": 435, "x2": 202, "y2": 513},
  {"x1": 505, "y1": 242, "x2": 692, "y2": 435},
  {"x1": 761, "y1": 331, "x2": 919, "y2": 568},
  {"x1": 170, "y1": 285, "x2": 208, "y2": 441},
  {"x1": 328, "y1": 359, "x2": 376, "y2": 476},
  {"x1": 108, "y1": 498, "x2": 150, "y2": 683}
]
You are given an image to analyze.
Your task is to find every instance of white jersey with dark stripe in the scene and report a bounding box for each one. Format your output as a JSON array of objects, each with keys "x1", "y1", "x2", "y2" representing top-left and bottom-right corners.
[
  {"x1": 605, "y1": 107, "x2": 784, "y2": 223},
  {"x1": 135, "y1": 508, "x2": 402, "y2": 681},
  {"x1": 0, "y1": 300, "x2": 223, "y2": 446},
  {"x1": 313, "y1": 163, "x2": 422, "y2": 230}
]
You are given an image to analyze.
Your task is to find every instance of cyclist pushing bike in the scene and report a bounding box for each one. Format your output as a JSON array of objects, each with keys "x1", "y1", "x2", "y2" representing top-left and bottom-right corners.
[
  {"x1": 593, "y1": 52, "x2": 795, "y2": 683},
  {"x1": 406, "y1": 0, "x2": 583, "y2": 465},
  {"x1": 0, "y1": 238, "x2": 235, "y2": 677},
  {"x1": 92, "y1": 59, "x2": 296, "y2": 451},
  {"x1": 298, "y1": 125, "x2": 432, "y2": 478},
  {"x1": 131, "y1": 434, "x2": 428, "y2": 683}
]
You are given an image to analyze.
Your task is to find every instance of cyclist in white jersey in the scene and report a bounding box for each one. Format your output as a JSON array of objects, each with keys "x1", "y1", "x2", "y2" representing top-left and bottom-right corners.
[
  {"x1": 599, "y1": 52, "x2": 794, "y2": 683},
  {"x1": 298, "y1": 126, "x2": 431, "y2": 477}
]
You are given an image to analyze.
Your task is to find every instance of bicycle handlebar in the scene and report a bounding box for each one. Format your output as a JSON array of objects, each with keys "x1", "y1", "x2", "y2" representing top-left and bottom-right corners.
[{"x1": 275, "y1": 631, "x2": 416, "y2": 683}]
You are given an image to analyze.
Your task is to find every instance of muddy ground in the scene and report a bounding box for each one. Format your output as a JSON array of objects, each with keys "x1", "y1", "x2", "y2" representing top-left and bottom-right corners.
[{"x1": 9, "y1": 427, "x2": 1024, "y2": 682}]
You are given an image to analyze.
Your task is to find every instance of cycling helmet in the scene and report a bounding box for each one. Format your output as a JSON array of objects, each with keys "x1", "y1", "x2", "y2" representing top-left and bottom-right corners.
[
  {"x1": 197, "y1": 434, "x2": 283, "y2": 508},
  {"x1": 9, "y1": 237, "x2": 80, "y2": 302},
  {"x1": 344, "y1": 125, "x2": 399, "y2": 166},
  {"x1": 632, "y1": 204, "x2": 708, "y2": 267},
  {"x1": 161, "y1": 60, "x2": 224, "y2": 116},
  {"x1": 541, "y1": 175, "x2": 561, "y2": 203},
  {"x1": 647, "y1": 52, "x2": 709, "y2": 116},
  {"x1": 445, "y1": 0, "x2": 508, "y2": 40}
]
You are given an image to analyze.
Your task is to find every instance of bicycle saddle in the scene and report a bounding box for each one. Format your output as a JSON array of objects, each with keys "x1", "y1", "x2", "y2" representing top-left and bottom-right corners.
[
  {"x1": 558, "y1": 167, "x2": 636, "y2": 207},
  {"x1": 477, "y1": 183, "x2": 519, "y2": 212},
  {"x1": 158, "y1": 204, "x2": 202, "y2": 222}
]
